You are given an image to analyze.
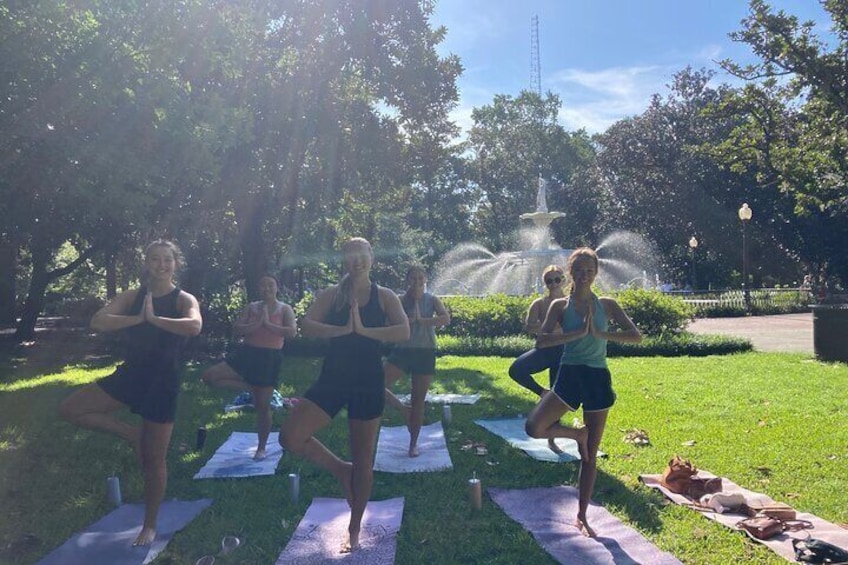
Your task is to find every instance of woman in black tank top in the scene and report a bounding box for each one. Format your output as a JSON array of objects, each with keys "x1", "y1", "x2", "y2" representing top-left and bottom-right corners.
[
  {"x1": 280, "y1": 237, "x2": 409, "y2": 553},
  {"x1": 60, "y1": 241, "x2": 202, "y2": 547}
]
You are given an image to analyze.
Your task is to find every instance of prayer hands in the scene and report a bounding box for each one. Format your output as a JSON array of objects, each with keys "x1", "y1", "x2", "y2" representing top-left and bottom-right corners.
[
  {"x1": 348, "y1": 296, "x2": 361, "y2": 334},
  {"x1": 143, "y1": 292, "x2": 155, "y2": 322}
]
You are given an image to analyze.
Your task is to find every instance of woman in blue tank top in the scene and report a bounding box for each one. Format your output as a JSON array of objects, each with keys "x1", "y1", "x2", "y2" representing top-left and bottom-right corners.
[
  {"x1": 525, "y1": 247, "x2": 642, "y2": 538},
  {"x1": 60, "y1": 240, "x2": 202, "y2": 547},
  {"x1": 279, "y1": 237, "x2": 409, "y2": 553}
]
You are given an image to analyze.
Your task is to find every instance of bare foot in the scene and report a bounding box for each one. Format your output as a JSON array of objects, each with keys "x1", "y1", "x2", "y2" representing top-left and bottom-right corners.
[
  {"x1": 333, "y1": 462, "x2": 354, "y2": 507},
  {"x1": 340, "y1": 529, "x2": 361, "y2": 553},
  {"x1": 547, "y1": 437, "x2": 564, "y2": 454},
  {"x1": 574, "y1": 426, "x2": 589, "y2": 462},
  {"x1": 408, "y1": 445, "x2": 420, "y2": 458},
  {"x1": 575, "y1": 515, "x2": 596, "y2": 537},
  {"x1": 132, "y1": 526, "x2": 156, "y2": 546},
  {"x1": 253, "y1": 448, "x2": 267, "y2": 461}
]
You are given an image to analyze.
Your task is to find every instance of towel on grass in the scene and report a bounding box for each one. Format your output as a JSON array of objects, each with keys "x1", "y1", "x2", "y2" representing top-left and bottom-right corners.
[
  {"x1": 373, "y1": 422, "x2": 453, "y2": 473},
  {"x1": 193, "y1": 431, "x2": 283, "y2": 479},
  {"x1": 37, "y1": 499, "x2": 212, "y2": 565},
  {"x1": 490, "y1": 486, "x2": 682, "y2": 565},
  {"x1": 640, "y1": 472, "x2": 848, "y2": 562},
  {"x1": 275, "y1": 497, "x2": 404, "y2": 564},
  {"x1": 394, "y1": 392, "x2": 480, "y2": 405},
  {"x1": 475, "y1": 417, "x2": 603, "y2": 462}
]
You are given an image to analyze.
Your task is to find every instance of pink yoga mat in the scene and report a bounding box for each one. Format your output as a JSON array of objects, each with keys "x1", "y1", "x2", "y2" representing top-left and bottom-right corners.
[
  {"x1": 490, "y1": 486, "x2": 682, "y2": 564},
  {"x1": 275, "y1": 497, "x2": 404, "y2": 564}
]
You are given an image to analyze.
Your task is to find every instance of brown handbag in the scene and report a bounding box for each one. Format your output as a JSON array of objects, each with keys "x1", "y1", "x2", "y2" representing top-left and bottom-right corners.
[
  {"x1": 660, "y1": 455, "x2": 698, "y2": 495},
  {"x1": 736, "y1": 515, "x2": 784, "y2": 540}
]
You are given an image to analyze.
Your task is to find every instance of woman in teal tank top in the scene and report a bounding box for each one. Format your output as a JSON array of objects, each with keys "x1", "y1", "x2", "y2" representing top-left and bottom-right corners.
[{"x1": 525, "y1": 247, "x2": 642, "y2": 538}]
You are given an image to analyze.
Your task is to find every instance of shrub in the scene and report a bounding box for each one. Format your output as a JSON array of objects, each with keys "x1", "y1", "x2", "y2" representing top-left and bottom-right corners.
[
  {"x1": 614, "y1": 289, "x2": 695, "y2": 336},
  {"x1": 441, "y1": 294, "x2": 533, "y2": 338}
]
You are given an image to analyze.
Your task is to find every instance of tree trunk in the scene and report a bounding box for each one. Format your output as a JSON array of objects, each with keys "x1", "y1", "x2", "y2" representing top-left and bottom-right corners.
[
  {"x1": 0, "y1": 238, "x2": 16, "y2": 325},
  {"x1": 14, "y1": 242, "x2": 100, "y2": 341}
]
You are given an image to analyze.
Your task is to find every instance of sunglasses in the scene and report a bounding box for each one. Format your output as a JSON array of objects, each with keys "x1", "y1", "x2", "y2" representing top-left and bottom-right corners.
[{"x1": 544, "y1": 276, "x2": 564, "y2": 285}]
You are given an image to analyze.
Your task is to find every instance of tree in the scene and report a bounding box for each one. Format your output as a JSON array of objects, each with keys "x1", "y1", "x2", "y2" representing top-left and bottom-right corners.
[
  {"x1": 466, "y1": 91, "x2": 596, "y2": 251},
  {"x1": 716, "y1": 0, "x2": 848, "y2": 284}
]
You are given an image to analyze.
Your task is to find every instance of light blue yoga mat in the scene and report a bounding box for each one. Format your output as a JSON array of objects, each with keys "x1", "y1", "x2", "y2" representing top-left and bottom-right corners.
[
  {"x1": 194, "y1": 431, "x2": 283, "y2": 479},
  {"x1": 37, "y1": 499, "x2": 212, "y2": 565},
  {"x1": 475, "y1": 417, "x2": 602, "y2": 463}
]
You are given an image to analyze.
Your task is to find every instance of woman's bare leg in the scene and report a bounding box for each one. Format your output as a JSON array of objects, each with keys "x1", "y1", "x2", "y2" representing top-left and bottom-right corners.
[
  {"x1": 383, "y1": 362, "x2": 410, "y2": 424},
  {"x1": 343, "y1": 417, "x2": 381, "y2": 552},
  {"x1": 60, "y1": 384, "x2": 140, "y2": 459},
  {"x1": 525, "y1": 392, "x2": 588, "y2": 461},
  {"x1": 134, "y1": 419, "x2": 174, "y2": 546},
  {"x1": 407, "y1": 374, "x2": 432, "y2": 457},
  {"x1": 200, "y1": 362, "x2": 248, "y2": 392},
  {"x1": 279, "y1": 399, "x2": 353, "y2": 504},
  {"x1": 251, "y1": 386, "x2": 274, "y2": 460},
  {"x1": 574, "y1": 409, "x2": 608, "y2": 538}
]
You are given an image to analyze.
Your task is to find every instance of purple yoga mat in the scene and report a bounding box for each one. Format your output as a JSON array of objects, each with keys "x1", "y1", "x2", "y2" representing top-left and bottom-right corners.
[
  {"x1": 37, "y1": 499, "x2": 212, "y2": 565},
  {"x1": 489, "y1": 486, "x2": 682, "y2": 565},
  {"x1": 275, "y1": 497, "x2": 404, "y2": 564}
]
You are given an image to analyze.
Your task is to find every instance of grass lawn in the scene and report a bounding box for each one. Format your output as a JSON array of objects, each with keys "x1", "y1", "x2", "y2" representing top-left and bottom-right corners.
[{"x1": 1, "y1": 336, "x2": 846, "y2": 564}]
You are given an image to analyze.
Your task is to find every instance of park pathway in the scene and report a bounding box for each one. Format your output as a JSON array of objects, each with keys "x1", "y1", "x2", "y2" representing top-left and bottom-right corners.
[{"x1": 687, "y1": 313, "x2": 813, "y2": 354}]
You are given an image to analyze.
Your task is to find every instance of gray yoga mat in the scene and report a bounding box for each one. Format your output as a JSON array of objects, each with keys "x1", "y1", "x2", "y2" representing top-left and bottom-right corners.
[{"x1": 37, "y1": 498, "x2": 212, "y2": 565}]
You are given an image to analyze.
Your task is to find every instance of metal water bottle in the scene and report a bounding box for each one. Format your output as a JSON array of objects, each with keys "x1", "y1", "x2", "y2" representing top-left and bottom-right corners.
[
  {"x1": 442, "y1": 404, "x2": 452, "y2": 426},
  {"x1": 196, "y1": 427, "x2": 207, "y2": 451},
  {"x1": 288, "y1": 473, "x2": 300, "y2": 503},
  {"x1": 107, "y1": 475, "x2": 122, "y2": 507},
  {"x1": 468, "y1": 472, "x2": 482, "y2": 510}
]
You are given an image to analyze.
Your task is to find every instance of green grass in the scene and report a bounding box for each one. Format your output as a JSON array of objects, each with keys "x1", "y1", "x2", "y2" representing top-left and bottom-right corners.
[{"x1": 1, "y1": 340, "x2": 846, "y2": 564}]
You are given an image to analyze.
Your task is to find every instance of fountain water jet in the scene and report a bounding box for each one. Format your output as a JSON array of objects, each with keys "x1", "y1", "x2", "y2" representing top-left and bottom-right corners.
[{"x1": 430, "y1": 177, "x2": 657, "y2": 295}]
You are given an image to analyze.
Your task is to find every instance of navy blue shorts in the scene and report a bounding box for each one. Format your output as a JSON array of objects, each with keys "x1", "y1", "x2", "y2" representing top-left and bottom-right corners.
[
  {"x1": 552, "y1": 364, "x2": 616, "y2": 412},
  {"x1": 226, "y1": 344, "x2": 283, "y2": 388},
  {"x1": 304, "y1": 385, "x2": 385, "y2": 421},
  {"x1": 386, "y1": 348, "x2": 437, "y2": 376}
]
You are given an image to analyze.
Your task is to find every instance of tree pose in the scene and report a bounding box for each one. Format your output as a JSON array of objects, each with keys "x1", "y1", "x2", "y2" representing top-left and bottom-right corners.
[
  {"x1": 279, "y1": 238, "x2": 409, "y2": 552},
  {"x1": 524, "y1": 248, "x2": 641, "y2": 537},
  {"x1": 201, "y1": 275, "x2": 296, "y2": 460},
  {"x1": 60, "y1": 240, "x2": 202, "y2": 546},
  {"x1": 383, "y1": 266, "x2": 450, "y2": 457}
]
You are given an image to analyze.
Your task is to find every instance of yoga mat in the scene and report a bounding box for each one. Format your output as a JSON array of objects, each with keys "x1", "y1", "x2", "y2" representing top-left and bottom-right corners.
[
  {"x1": 490, "y1": 486, "x2": 682, "y2": 565},
  {"x1": 37, "y1": 499, "x2": 212, "y2": 565},
  {"x1": 373, "y1": 422, "x2": 453, "y2": 473},
  {"x1": 275, "y1": 497, "x2": 404, "y2": 564},
  {"x1": 475, "y1": 417, "x2": 603, "y2": 463},
  {"x1": 193, "y1": 431, "x2": 283, "y2": 479},
  {"x1": 395, "y1": 392, "x2": 481, "y2": 405},
  {"x1": 641, "y1": 472, "x2": 848, "y2": 563}
]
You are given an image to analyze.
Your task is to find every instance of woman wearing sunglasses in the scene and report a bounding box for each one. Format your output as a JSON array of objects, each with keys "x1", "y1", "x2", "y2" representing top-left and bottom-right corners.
[{"x1": 509, "y1": 265, "x2": 566, "y2": 398}]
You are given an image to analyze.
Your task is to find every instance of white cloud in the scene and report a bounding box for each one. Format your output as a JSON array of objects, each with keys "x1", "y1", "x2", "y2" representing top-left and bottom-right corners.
[{"x1": 547, "y1": 65, "x2": 678, "y2": 133}]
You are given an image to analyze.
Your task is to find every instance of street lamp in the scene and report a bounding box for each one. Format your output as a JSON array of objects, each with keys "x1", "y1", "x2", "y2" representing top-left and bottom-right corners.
[
  {"x1": 688, "y1": 236, "x2": 698, "y2": 292},
  {"x1": 738, "y1": 203, "x2": 753, "y2": 312}
]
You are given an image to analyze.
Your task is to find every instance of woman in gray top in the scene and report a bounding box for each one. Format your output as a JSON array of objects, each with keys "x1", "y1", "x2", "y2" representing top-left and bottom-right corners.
[{"x1": 384, "y1": 266, "x2": 450, "y2": 457}]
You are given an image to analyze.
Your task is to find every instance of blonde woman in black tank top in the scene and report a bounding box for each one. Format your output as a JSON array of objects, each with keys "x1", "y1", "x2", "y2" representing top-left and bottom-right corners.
[{"x1": 280, "y1": 238, "x2": 409, "y2": 553}]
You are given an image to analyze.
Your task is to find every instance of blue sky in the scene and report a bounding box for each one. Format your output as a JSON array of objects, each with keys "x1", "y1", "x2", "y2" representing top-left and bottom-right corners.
[{"x1": 430, "y1": 0, "x2": 832, "y2": 134}]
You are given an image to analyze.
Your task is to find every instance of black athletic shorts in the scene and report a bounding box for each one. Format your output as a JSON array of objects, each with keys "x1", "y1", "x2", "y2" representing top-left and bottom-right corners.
[{"x1": 552, "y1": 364, "x2": 616, "y2": 412}]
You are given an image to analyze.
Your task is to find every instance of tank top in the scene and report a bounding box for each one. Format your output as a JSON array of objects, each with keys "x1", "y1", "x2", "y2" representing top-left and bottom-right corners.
[
  {"x1": 242, "y1": 301, "x2": 286, "y2": 349},
  {"x1": 124, "y1": 286, "x2": 186, "y2": 371},
  {"x1": 320, "y1": 283, "x2": 386, "y2": 380},
  {"x1": 559, "y1": 294, "x2": 608, "y2": 369},
  {"x1": 397, "y1": 292, "x2": 437, "y2": 349}
]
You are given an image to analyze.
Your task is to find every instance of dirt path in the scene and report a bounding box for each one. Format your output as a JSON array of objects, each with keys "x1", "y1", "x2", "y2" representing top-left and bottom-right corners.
[{"x1": 687, "y1": 313, "x2": 813, "y2": 354}]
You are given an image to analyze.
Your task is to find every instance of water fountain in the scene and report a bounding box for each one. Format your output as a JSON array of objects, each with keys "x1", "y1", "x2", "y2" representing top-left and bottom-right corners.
[{"x1": 430, "y1": 176, "x2": 657, "y2": 295}]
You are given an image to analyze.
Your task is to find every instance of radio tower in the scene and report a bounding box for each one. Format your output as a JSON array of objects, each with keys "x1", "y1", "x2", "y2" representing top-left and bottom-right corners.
[{"x1": 530, "y1": 15, "x2": 541, "y2": 95}]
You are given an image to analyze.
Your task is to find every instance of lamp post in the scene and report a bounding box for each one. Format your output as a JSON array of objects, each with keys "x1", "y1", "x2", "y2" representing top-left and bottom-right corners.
[
  {"x1": 738, "y1": 203, "x2": 753, "y2": 312},
  {"x1": 688, "y1": 236, "x2": 698, "y2": 292}
]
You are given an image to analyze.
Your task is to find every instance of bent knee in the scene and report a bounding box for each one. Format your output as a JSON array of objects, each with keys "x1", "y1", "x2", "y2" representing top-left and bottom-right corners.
[
  {"x1": 525, "y1": 419, "x2": 543, "y2": 438},
  {"x1": 279, "y1": 425, "x2": 305, "y2": 452}
]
